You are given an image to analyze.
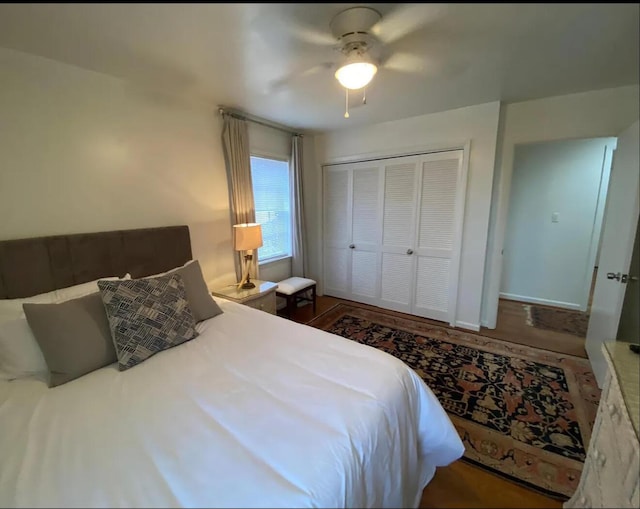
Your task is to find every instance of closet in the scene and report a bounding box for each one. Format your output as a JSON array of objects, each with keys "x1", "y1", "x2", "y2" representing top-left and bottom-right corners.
[{"x1": 323, "y1": 150, "x2": 466, "y2": 324}]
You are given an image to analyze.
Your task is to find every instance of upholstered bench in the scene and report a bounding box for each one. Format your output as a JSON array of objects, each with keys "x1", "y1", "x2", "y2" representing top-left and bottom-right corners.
[{"x1": 276, "y1": 277, "x2": 317, "y2": 318}]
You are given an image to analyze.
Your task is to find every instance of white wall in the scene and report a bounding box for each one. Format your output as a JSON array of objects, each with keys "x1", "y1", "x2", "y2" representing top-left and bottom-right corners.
[
  {"x1": 483, "y1": 85, "x2": 640, "y2": 327},
  {"x1": 0, "y1": 47, "x2": 238, "y2": 288},
  {"x1": 312, "y1": 101, "x2": 501, "y2": 330},
  {"x1": 501, "y1": 137, "x2": 615, "y2": 310}
]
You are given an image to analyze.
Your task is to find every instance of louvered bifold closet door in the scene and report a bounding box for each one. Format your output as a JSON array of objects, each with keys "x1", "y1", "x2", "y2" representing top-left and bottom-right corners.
[
  {"x1": 380, "y1": 157, "x2": 421, "y2": 313},
  {"x1": 413, "y1": 150, "x2": 464, "y2": 323},
  {"x1": 350, "y1": 163, "x2": 382, "y2": 303},
  {"x1": 323, "y1": 167, "x2": 351, "y2": 298}
]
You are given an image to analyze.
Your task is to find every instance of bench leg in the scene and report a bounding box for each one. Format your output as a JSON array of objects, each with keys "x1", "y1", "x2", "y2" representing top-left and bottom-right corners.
[
  {"x1": 311, "y1": 285, "x2": 316, "y2": 314},
  {"x1": 286, "y1": 295, "x2": 295, "y2": 318}
]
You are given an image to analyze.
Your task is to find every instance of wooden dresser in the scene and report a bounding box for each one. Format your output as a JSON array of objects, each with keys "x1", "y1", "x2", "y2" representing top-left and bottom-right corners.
[{"x1": 564, "y1": 341, "x2": 640, "y2": 508}]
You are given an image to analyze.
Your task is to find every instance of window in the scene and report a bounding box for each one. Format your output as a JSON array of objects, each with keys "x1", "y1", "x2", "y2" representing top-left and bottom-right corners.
[{"x1": 250, "y1": 155, "x2": 291, "y2": 262}]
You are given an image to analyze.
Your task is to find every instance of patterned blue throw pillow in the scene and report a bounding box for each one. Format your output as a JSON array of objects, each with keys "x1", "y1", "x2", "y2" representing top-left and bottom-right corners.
[{"x1": 97, "y1": 273, "x2": 198, "y2": 371}]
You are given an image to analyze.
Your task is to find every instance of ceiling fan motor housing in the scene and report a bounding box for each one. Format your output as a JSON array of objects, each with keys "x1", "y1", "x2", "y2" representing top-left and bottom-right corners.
[
  {"x1": 341, "y1": 39, "x2": 371, "y2": 57},
  {"x1": 330, "y1": 6, "x2": 381, "y2": 48}
]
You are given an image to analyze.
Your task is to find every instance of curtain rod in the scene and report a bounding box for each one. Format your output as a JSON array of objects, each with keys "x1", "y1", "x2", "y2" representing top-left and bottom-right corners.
[{"x1": 218, "y1": 107, "x2": 302, "y2": 137}]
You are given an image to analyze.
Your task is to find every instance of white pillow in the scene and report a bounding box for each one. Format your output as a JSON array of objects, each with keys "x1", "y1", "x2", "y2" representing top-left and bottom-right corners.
[
  {"x1": 56, "y1": 277, "x2": 128, "y2": 301},
  {"x1": 142, "y1": 260, "x2": 194, "y2": 279},
  {"x1": 0, "y1": 318, "x2": 48, "y2": 382},
  {"x1": 0, "y1": 274, "x2": 131, "y2": 381},
  {"x1": 0, "y1": 289, "x2": 58, "y2": 325},
  {"x1": 0, "y1": 274, "x2": 131, "y2": 325}
]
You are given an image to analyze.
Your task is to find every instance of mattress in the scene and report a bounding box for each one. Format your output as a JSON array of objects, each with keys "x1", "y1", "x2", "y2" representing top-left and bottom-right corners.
[{"x1": 0, "y1": 298, "x2": 464, "y2": 508}]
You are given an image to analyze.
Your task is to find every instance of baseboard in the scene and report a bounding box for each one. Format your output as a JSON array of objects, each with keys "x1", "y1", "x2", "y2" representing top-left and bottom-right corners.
[
  {"x1": 455, "y1": 321, "x2": 481, "y2": 332},
  {"x1": 499, "y1": 293, "x2": 582, "y2": 311}
]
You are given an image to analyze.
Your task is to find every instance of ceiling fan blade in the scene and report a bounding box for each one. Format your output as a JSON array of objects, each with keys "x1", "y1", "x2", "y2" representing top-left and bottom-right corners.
[
  {"x1": 380, "y1": 52, "x2": 428, "y2": 75},
  {"x1": 289, "y1": 24, "x2": 336, "y2": 46},
  {"x1": 267, "y1": 61, "x2": 334, "y2": 93},
  {"x1": 381, "y1": 50, "x2": 473, "y2": 81},
  {"x1": 382, "y1": 48, "x2": 473, "y2": 79},
  {"x1": 254, "y1": 5, "x2": 336, "y2": 48},
  {"x1": 371, "y1": 4, "x2": 447, "y2": 45}
]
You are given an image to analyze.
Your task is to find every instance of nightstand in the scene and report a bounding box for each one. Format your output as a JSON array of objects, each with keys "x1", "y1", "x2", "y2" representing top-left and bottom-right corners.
[{"x1": 211, "y1": 280, "x2": 278, "y2": 315}]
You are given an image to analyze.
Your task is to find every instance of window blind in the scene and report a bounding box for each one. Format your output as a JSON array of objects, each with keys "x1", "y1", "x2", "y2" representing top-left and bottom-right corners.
[{"x1": 250, "y1": 156, "x2": 291, "y2": 261}]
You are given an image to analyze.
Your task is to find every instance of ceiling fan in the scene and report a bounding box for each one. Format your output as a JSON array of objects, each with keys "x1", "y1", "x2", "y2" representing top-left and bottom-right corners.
[
  {"x1": 330, "y1": 6, "x2": 381, "y2": 117},
  {"x1": 266, "y1": 4, "x2": 449, "y2": 118}
]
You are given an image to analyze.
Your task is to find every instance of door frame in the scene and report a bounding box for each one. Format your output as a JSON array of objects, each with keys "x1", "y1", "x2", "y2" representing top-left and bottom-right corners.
[
  {"x1": 483, "y1": 135, "x2": 621, "y2": 328},
  {"x1": 496, "y1": 137, "x2": 616, "y2": 312},
  {"x1": 320, "y1": 140, "x2": 471, "y2": 326}
]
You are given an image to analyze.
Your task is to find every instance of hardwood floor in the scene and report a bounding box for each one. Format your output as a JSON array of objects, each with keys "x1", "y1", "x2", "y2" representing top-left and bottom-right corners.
[
  {"x1": 480, "y1": 299, "x2": 586, "y2": 357},
  {"x1": 283, "y1": 294, "x2": 587, "y2": 357},
  {"x1": 419, "y1": 461, "x2": 561, "y2": 509},
  {"x1": 279, "y1": 295, "x2": 565, "y2": 508},
  {"x1": 481, "y1": 268, "x2": 595, "y2": 358}
]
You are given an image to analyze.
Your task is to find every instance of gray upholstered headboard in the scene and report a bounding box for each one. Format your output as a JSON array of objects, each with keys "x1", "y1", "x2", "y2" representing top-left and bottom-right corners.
[{"x1": 0, "y1": 225, "x2": 192, "y2": 299}]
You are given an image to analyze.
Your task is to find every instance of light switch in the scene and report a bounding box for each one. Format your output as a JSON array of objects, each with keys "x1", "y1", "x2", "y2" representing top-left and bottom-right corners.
[{"x1": 552, "y1": 212, "x2": 560, "y2": 223}]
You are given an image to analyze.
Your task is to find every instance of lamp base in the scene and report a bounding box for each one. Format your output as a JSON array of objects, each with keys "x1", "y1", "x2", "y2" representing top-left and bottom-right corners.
[{"x1": 241, "y1": 281, "x2": 256, "y2": 289}]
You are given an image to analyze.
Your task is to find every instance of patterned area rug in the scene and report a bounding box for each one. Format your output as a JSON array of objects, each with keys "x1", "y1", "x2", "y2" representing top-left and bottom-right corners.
[
  {"x1": 308, "y1": 303, "x2": 600, "y2": 500},
  {"x1": 524, "y1": 305, "x2": 589, "y2": 338}
]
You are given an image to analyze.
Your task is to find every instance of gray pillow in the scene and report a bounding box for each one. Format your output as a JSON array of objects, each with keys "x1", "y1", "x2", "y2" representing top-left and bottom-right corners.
[
  {"x1": 97, "y1": 273, "x2": 198, "y2": 371},
  {"x1": 161, "y1": 260, "x2": 223, "y2": 322},
  {"x1": 23, "y1": 293, "x2": 117, "y2": 387}
]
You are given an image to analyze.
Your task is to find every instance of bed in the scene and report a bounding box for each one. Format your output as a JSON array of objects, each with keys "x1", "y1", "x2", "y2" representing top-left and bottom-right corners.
[{"x1": 0, "y1": 225, "x2": 464, "y2": 508}]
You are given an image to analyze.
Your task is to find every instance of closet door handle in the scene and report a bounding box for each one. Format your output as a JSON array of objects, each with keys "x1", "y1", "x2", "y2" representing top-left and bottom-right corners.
[
  {"x1": 406, "y1": 249, "x2": 414, "y2": 255},
  {"x1": 349, "y1": 244, "x2": 355, "y2": 249}
]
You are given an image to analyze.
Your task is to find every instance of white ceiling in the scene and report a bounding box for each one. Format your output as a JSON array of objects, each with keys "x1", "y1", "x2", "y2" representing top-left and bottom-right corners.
[{"x1": 0, "y1": 3, "x2": 638, "y2": 133}]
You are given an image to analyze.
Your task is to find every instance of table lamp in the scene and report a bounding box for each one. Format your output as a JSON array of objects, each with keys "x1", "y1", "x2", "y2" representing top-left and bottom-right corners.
[{"x1": 233, "y1": 223, "x2": 263, "y2": 289}]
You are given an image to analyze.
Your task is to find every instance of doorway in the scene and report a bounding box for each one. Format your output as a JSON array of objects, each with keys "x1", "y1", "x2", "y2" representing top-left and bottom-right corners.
[{"x1": 488, "y1": 137, "x2": 616, "y2": 354}]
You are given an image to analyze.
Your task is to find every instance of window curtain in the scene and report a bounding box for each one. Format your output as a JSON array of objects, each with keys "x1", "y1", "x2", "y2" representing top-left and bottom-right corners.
[
  {"x1": 290, "y1": 134, "x2": 307, "y2": 277},
  {"x1": 221, "y1": 114, "x2": 259, "y2": 283}
]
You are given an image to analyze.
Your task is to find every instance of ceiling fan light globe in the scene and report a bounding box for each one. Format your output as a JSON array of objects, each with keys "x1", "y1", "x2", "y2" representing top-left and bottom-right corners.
[{"x1": 335, "y1": 62, "x2": 377, "y2": 90}]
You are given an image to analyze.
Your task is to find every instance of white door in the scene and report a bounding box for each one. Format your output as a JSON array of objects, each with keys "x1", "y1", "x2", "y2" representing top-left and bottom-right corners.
[
  {"x1": 323, "y1": 149, "x2": 468, "y2": 323},
  {"x1": 350, "y1": 164, "x2": 382, "y2": 304},
  {"x1": 380, "y1": 157, "x2": 421, "y2": 313},
  {"x1": 413, "y1": 150, "x2": 465, "y2": 324},
  {"x1": 586, "y1": 120, "x2": 640, "y2": 387},
  {"x1": 323, "y1": 167, "x2": 351, "y2": 297}
]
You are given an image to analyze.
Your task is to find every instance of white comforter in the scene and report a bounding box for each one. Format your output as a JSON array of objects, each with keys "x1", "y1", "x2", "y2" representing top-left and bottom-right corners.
[{"x1": 0, "y1": 299, "x2": 463, "y2": 508}]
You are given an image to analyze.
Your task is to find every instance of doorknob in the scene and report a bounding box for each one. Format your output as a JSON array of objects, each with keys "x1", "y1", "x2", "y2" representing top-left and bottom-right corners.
[
  {"x1": 607, "y1": 272, "x2": 638, "y2": 283},
  {"x1": 407, "y1": 249, "x2": 414, "y2": 255},
  {"x1": 349, "y1": 244, "x2": 355, "y2": 249}
]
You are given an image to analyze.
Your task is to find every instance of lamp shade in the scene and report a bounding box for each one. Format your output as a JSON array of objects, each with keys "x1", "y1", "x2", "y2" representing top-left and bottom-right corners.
[
  {"x1": 233, "y1": 223, "x2": 263, "y2": 251},
  {"x1": 335, "y1": 61, "x2": 377, "y2": 90}
]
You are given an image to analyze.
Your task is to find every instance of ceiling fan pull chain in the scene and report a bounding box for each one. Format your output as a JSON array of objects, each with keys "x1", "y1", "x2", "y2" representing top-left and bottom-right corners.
[
  {"x1": 363, "y1": 87, "x2": 367, "y2": 105},
  {"x1": 344, "y1": 88, "x2": 350, "y2": 118}
]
